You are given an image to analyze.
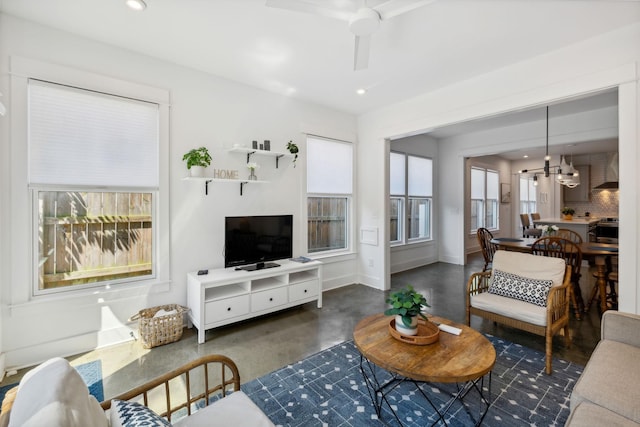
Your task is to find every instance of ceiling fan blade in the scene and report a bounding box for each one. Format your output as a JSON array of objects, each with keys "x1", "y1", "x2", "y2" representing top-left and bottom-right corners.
[
  {"x1": 265, "y1": 0, "x2": 352, "y2": 21},
  {"x1": 354, "y1": 35, "x2": 371, "y2": 71},
  {"x1": 374, "y1": 0, "x2": 437, "y2": 20}
]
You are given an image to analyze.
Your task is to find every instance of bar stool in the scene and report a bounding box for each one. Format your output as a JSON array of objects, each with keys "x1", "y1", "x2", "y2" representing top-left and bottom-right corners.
[{"x1": 587, "y1": 256, "x2": 618, "y2": 311}]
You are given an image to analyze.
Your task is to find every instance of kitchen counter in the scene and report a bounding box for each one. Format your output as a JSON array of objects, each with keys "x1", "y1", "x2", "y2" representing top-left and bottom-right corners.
[
  {"x1": 534, "y1": 217, "x2": 600, "y2": 225},
  {"x1": 533, "y1": 218, "x2": 599, "y2": 242}
]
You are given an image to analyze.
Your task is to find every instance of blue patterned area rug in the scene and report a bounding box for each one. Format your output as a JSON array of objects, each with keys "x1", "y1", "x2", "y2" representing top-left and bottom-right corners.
[
  {"x1": 0, "y1": 360, "x2": 103, "y2": 404},
  {"x1": 243, "y1": 336, "x2": 583, "y2": 426}
]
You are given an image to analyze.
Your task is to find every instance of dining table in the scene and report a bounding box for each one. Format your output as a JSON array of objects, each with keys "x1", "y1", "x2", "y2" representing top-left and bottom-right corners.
[{"x1": 490, "y1": 237, "x2": 619, "y2": 314}]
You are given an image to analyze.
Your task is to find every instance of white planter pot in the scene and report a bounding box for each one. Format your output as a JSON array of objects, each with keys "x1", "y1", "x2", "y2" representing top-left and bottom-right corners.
[
  {"x1": 395, "y1": 315, "x2": 418, "y2": 336},
  {"x1": 190, "y1": 166, "x2": 205, "y2": 177}
]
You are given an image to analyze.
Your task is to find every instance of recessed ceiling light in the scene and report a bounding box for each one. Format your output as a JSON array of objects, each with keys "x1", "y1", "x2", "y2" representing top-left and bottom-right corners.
[
  {"x1": 356, "y1": 88, "x2": 366, "y2": 95},
  {"x1": 126, "y1": 0, "x2": 147, "y2": 11},
  {"x1": 523, "y1": 155, "x2": 529, "y2": 158}
]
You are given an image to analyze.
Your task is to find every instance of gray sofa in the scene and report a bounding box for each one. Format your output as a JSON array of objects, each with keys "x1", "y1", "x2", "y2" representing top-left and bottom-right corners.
[{"x1": 566, "y1": 311, "x2": 640, "y2": 426}]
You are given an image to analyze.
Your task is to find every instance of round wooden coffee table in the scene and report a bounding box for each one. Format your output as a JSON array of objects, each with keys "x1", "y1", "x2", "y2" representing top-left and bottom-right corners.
[{"x1": 353, "y1": 313, "x2": 496, "y2": 426}]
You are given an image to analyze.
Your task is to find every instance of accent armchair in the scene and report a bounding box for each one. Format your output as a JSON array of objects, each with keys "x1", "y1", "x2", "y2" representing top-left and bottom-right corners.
[{"x1": 466, "y1": 250, "x2": 572, "y2": 374}]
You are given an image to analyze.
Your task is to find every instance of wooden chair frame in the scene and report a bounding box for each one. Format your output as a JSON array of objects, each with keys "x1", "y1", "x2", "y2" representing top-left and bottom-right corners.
[
  {"x1": 466, "y1": 266, "x2": 572, "y2": 374},
  {"x1": 532, "y1": 236, "x2": 584, "y2": 319},
  {"x1": 100, "y1": 354, "x2": 240, "y2": 422},
  {"x1": 476, "y1": 227, "x2": 497, "y2": 272}
]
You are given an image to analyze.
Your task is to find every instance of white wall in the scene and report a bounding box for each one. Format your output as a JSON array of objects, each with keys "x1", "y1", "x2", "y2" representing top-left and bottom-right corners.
[
  {"x1": 357, "y1": 23, "x2": 639, "y2": 315},
  {"x1": 0, "y1": 14, "x2": 357, "y2": 369}
]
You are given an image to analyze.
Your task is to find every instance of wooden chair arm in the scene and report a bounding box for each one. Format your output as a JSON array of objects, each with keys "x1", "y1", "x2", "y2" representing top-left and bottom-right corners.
[
  {"x1": 546, "y1": 266, "x2": 572, "y2": 324},
  {"x1": 100, "y1": 354, "x2": 240, "y2": 422},
  {"x1": 466, "y1": 271, "x2": 492, "y2": 296}
]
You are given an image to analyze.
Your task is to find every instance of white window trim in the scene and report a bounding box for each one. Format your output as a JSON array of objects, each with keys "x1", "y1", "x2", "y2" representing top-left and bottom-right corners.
[
  {"x1": 520, "y1": 176, "x2": 537, "y2": 215},
  {"x1": 390, "y1": 152, "x2": 433, "y2": 246},
  {"x1": 305, "y1": 135, "x2": 355, "y2": 257},
  {"x1": 9, "y1": 56, "x2": 171, "y2": 302},
  {"x1": 470, "y1": 166, "x2": 500, "y2": 233}
]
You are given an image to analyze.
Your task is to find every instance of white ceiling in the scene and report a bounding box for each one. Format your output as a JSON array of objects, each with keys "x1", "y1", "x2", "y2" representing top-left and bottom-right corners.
[{"x1": 1, "y1": 0, "x2": 639, "y2": 116}]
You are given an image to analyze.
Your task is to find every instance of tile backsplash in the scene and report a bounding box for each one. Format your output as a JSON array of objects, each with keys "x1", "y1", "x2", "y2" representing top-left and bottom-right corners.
[{"x1": 564, "y1": 152, "x2": 619, "y2": 217}]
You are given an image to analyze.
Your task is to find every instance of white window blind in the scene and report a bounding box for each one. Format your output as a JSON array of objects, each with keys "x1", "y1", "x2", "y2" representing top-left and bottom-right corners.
[
  {"x1": 408, "y1": 156, "x2": 433, "y2": 197},
  {"x1": 28, "y1": 79, "x2": 159, "y2": 188},
  {"x1": 307, "y1": 137, "x2": 353, "y2": 194},
  {"x1": 487, "y1": 170, "x2": 499, "y2": 200},
  {"x1": 389, "y1": 152, "x2": 406, "y2": 195},
  {"x1": 471, "y1": 168, "x2": 485, "y2": 199}
]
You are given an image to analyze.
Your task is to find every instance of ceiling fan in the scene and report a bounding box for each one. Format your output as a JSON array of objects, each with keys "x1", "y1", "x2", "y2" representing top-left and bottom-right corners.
[{"x1": 265, "y1": 0, "x2": 436, "y2": 71}]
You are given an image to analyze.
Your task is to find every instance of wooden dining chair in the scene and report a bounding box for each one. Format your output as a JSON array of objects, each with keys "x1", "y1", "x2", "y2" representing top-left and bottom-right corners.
[
  {"x1": 556, "y1": 228, "x2": 583, "y2": 244},
  {"x1": 531, "y1": 236, "x2": 584, "y2": 319},
  {"x1": 531, "y1": 213, "x2": 541, "y2": 221},
  {"x1": 476, "y1": 227, "x2": 497, "y2": 272},
  {"x1": 520, "y1": 214, "x2": 542, "y2": 238}
]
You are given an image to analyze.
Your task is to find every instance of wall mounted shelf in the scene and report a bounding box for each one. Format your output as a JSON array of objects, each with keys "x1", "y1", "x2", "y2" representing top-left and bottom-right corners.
[
  {"x1": 182, "y1": 176, "x2": 268, "y2": 196},
  {"x1": 227, "y1": 146, "x2": 293, "y2": 168}
]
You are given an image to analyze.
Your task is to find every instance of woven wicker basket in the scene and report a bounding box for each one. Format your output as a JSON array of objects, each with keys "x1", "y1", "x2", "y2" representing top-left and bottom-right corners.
[{"x1": 130, "y1": 304, "x2": 189, "y2": 349}]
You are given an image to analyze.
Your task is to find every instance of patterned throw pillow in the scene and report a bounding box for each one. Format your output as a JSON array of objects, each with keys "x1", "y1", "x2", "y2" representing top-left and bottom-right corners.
[
  {"x1": 110, "y1": 399, "x2": 170, "y2": 427},
  {"x1": 489, "y1": 269, "x2": 553, "y2": 307}
]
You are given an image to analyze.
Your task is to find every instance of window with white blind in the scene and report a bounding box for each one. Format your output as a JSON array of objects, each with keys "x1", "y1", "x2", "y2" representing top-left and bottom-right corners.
[
  {"x1": 390, "y1": 152, "x2": 433, "y2": 244},
  {"x1": 470, "y1": 167, "x2": 499, "y2": 232},
  {"x1": 29, "y1": 79, "x2": 160, "y2": 294},
  {"x1": 306, "y1": 136, "x2": 353, "y2": 254},
  {"x1": 520, "y1": 176, "x2": 537, "y2": 215}
]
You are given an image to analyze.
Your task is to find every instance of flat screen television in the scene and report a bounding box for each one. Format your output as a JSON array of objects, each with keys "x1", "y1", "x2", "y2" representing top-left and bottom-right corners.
[{"x1": 225, "y1": 215, "x2": 293, "y2": 270}]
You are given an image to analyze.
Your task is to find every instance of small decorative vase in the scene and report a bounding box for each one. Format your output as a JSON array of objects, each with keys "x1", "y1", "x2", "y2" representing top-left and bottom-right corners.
[
  {"x1": 563, "y1": 214, "x2": 573, "y2": 220},
  {"x1": 395, "y1": 315, "x2": 418, "y2": 336},
  {"x1": 248, "y1": 169, "x2": 257, "y2": 181},
  {"x1": 190, "y1": 166, "x2": 205, "y2": 177}
]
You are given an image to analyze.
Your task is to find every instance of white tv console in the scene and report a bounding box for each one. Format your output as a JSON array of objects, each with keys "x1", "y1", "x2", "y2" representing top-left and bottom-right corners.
[{"x1": 186, "y1": 260, "x2": 323, "y2": 344}]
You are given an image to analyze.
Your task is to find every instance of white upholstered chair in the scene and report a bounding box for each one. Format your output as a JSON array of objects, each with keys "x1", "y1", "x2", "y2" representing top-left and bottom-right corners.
[{"x1": 466, "y1": 250, "x2": 572, "y2": 374}]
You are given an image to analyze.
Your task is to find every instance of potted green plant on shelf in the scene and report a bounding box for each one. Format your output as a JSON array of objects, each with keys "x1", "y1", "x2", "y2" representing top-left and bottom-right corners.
[
  {"x1": 561, "y1": 206, "x2": 575, "y2": 220},
  {"x1": 384, "y1": 285, "x2": 430, "y2": 336},
  {"x1": 182, "y1": 147, "x2": 212, "y2": 177},
  {"x1": 286, "y1": 141, "x2": 299, "y2": 167}
]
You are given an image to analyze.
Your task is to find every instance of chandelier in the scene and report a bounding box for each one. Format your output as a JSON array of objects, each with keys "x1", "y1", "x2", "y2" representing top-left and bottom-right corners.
[{"x1": 518, "y1": 106, "x2": 580, "y2": 188}]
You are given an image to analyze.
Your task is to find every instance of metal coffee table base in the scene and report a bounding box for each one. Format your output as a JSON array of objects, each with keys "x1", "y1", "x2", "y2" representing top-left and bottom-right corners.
[{"x1": 360, "y1": 355, "x2": 493, "y2": 427}]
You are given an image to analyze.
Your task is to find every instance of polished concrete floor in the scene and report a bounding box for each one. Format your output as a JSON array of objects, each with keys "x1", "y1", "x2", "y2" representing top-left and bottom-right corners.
[{"x1": 1, "y1": 253, "x2": 602, "y2": 401}]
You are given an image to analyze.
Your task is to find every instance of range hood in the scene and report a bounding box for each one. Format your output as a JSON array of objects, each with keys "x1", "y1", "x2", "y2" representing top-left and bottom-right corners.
[{"x1": 594, "y1": 152, "x2": 619, "y2": 190}]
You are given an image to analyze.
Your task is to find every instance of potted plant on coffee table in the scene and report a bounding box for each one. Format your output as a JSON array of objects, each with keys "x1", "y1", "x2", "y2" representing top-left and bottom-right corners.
[
  {"x1": 182, "y1": 147, "x2": 212, "y2": 177},
  {"x1": 384, "y1": 285, "x2": 430, "y2": 336}
]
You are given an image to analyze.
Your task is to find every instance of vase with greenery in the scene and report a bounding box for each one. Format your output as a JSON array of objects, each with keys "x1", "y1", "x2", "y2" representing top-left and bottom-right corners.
[
  {"x1": 384, "y1": 285, "x2": 430, "y2": 336},
  {"x1": 182, "y1": 147, "x2": 212, "y2": 177},
  {"x1": 247, "y1": 162, "x2": 259, "y2": 181},
  {"x1": 561, "y1": 206, "x2": 575, "y2": 220},
  {"x1": 286, "y1": 141, "x2": 299, "y2": 167},
  {"x1": 537, "y1": 224, "x2": 559, "y2": 236}
]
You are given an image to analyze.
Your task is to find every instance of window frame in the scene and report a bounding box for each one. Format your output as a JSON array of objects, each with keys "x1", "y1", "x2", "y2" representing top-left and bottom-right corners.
[
  {"x1": 11, "y1": 57, "x2": 171, "y2": 299},
  {"x1": 519, "y1": 176, "x2": 538, "y2": 215},
  {"x1": 32, "y1": 187, "x2": 158, "y2": 295},
  {"x1": 305, "y1": 136, "x2": 354, "y2": 256},
  {"x1": 389, "y1": 152, "x2": 433, "y2": 246},
  {"x1": 470, "y1": 166, "x2": 500, "y2": 233}
]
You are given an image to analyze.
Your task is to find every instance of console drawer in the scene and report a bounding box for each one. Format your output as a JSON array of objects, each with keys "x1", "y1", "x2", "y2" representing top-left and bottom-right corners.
[
  {"x1": 289, "y1": 280, "x2": 318, "y2": 302},
  {"x1": 205, "y1": 294, "x2": 250, "y2": 324},
  {"x1": 251, "y1": 287, "x2": 287, "y2": 312}
]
